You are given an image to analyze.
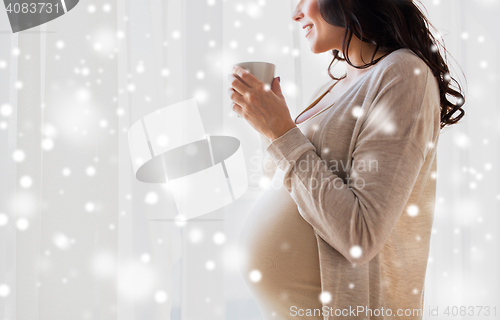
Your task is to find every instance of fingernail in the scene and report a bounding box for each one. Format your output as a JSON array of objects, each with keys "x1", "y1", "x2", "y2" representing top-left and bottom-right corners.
[{"x1": 277, "y1": 76, "x2": 281, "y2": 83}]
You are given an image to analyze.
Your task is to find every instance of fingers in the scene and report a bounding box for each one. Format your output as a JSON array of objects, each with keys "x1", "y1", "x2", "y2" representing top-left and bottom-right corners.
[
  {"x1": 228, "y1": 74, "x2": 248, "y2": 95},
  {"x1": 227, "y1": 87, "x2": 246, "y2": 107},
  {"x1": 231, "y1": 102, "x2": 243, "y2": 118},
  {"x1": 271, "y1": 77, "x2": 284, "y2": 98},
  {"x1": 232, "y1": 65, "x2": 261, "y2": 88}
]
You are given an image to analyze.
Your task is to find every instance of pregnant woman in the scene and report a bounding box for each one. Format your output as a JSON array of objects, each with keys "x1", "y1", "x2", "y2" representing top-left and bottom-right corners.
[{"x1": 229, "y1": 0, "x2": 465, "y2": 319}]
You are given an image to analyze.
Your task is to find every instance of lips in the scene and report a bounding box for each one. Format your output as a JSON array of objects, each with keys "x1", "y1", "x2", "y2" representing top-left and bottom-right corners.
[{"x1": 303, "y1": 24, "x2": 314, "y2": 37}]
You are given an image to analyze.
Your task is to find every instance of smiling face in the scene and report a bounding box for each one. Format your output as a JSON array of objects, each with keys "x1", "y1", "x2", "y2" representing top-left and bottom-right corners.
[{"x1": 291, "y1": 0, "x2": 346, "y2": 54}]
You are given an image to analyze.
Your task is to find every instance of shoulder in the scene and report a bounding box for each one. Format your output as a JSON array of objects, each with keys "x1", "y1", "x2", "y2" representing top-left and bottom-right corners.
[
  {"x1": 374, "y1": 48, "x2": 431, "y2": 80},
  {"x1": 364, "y1": 48, "x2": 436, "y2": 100},
  {"x1": 362, "y1": 48, "x2": 441, "y2": 149}
]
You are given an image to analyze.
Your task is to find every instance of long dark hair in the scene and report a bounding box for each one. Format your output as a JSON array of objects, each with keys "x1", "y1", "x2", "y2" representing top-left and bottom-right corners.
[{"x1": 318, "y1": 0, "x2": 466, "y2": 129}]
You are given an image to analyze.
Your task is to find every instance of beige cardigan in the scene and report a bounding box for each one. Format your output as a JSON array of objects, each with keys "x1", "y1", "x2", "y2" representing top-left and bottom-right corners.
[{"x1": 262, "y1": 48, "x2": 440, "y2": 319}]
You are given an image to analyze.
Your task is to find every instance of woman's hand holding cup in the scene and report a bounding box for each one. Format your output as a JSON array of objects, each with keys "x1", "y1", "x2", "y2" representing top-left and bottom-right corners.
[{"x1": 228, "y1": 64, "x2": 297, "y2": 142}]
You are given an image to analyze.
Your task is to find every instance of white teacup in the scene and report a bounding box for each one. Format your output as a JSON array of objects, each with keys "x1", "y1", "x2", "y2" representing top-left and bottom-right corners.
[{"x1": 234, "y1": 61, "x2": 276, "y2": 87}]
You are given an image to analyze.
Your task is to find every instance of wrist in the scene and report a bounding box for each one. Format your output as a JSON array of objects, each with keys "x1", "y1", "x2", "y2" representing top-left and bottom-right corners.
[{"x1": 269, "y1": 123, "x2": 297, "y2": 142}]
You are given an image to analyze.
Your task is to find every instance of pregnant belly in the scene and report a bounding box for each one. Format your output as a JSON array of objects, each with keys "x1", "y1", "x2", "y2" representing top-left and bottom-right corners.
[{"x1": 238, "y1": 180, "x2": 323, "y2": 319}]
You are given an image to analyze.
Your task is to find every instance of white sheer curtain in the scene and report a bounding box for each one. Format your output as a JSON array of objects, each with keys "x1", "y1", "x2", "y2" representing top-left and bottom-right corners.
[
  {"x1": 421, "y1": 0, "x2": 500, "y2": 314},
  {"x1": 0, "y1": 0, "x2": 498, "y2": 320}
]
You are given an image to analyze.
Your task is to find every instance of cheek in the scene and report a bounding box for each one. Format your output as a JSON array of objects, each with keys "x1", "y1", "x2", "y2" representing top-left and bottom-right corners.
[
  {"x1": 303, "y1": 0, "x2": 321, "y2": 20},
  {"x1": 306, "y1": 0, "x2": 322, "y2": 20}
]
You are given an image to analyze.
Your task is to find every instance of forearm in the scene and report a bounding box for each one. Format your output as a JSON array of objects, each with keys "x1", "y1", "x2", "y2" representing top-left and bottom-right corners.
[{"x1": 266, "y1": 127, "x2": 425, "y2": 265}]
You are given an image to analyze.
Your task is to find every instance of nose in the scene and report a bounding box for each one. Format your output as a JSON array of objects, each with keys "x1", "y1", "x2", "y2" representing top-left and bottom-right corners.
[{"x1": 291, "y1": 3, "x2": 304, "y2": 22}]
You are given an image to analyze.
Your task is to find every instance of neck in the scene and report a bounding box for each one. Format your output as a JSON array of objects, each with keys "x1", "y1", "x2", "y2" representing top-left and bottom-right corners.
[{"x1": 342, "y1": 36, "x2": 390, "y2": 83}]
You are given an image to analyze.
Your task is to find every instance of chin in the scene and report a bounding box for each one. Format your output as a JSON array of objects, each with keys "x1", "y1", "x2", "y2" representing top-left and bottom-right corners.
[
  {"x1": 308, "y1": 38, "x2": 330, "y2": 54},
  {"x1": 309, "y1": 44, "x2": 327, "y2": 54},
  {"x1": 308, "y1": 42, "x2": 319, "y2": 54}
]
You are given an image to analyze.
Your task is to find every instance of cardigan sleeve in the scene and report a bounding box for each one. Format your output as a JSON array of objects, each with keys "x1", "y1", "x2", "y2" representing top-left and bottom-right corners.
[
  {"x1": 266, "y1": 63, "x2": 440, "y2": 265},
  {"x1": 259, "y1": 79, "x2": 336, "y2": 181},
  {"x1": 260, "y1": 134, "x2": 277, "y2": 181}
]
